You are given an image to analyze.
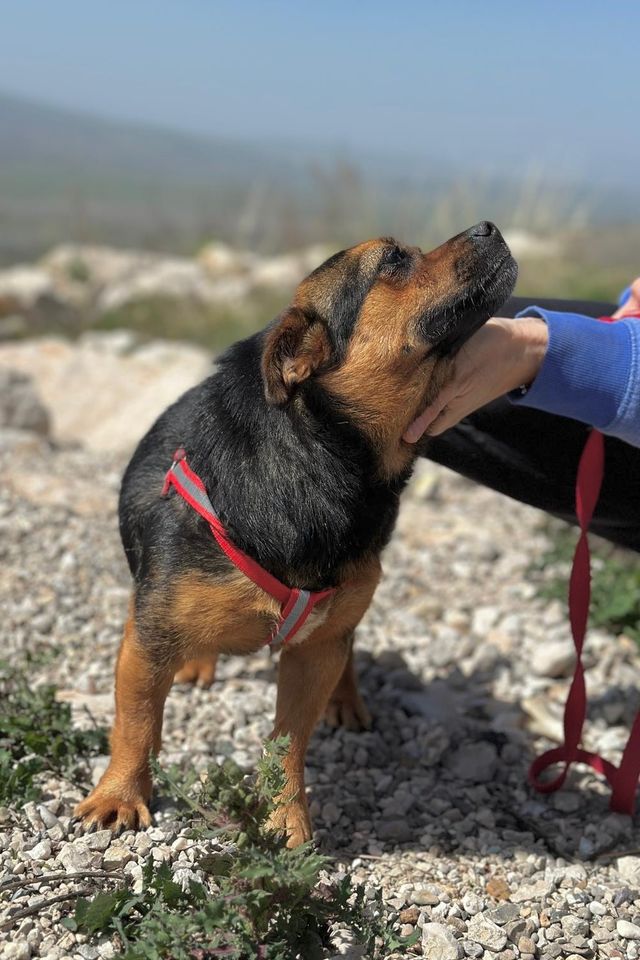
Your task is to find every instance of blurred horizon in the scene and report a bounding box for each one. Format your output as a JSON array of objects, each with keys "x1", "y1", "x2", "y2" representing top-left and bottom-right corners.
[
  {"x1": 1, "y1": 0, "x2": 638, "y2": 188},
  {"x1": 0, "y1": 1, "x2": 637, "y2": 345}
]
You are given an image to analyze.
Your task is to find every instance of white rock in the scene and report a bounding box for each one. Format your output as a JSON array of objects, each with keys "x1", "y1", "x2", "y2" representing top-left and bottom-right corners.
[
  {"x1": 26, "y1": 838, "x2": 52, "y2": 860},
  {"x1": 103, "y1": 842, "x2": 133, "y2": 870},
  {"x1": 84, "y1": 830, "x2": 113, "y2": 852},
  {"x1": 511, "y1": 878, "x2": 555, "y2": 903},
  {"x1": 3, "y1": 943, "x2": 31, "y2": 960},
  {"x1": 466, "y1": 914, "x2": 507, "y2": 950},
  {"x1": 421, "y1": 921, "x2": 462, "y2": 960},
  {"x1": 57, "y1": 839, "x2": 97, "y2": 872},
  {"x1": 462, "y1": 892, "x2": 485, "y2": 915},
  {"x1": 618, "y1": 919, "x2": 640, "y2": 940},
  {"x1": 531, "y1": 639, "x2": 574, "y2": 677},
  {"x1": 0, "y1": 334, "x2": 210, "y2": 453},
  {"x1": 617, "y1": 855, "x2": 640, "y2": 882}
]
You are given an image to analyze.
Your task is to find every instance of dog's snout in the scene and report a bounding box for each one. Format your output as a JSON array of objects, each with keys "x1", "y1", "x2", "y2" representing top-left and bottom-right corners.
[{"x1": 467, "y1": 220, "x2": 496, "y2": 239}]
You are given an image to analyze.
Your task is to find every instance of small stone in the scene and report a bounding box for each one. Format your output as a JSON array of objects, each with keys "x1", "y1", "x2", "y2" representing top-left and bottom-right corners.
[
  {"x1": 400, "y1": 923, "x2": 415, "y2": 937},
  {"x1": 511, "y1": 878, "x2": 555, "y2": 903},
  {"x1": 486, "y1": 877, "x2": 511, "y2": 900},
  {"x1": 504, "y1": 918, "x2": 527, "y2": 941},
  {"x1": 26, "y1": 838, "x2": 52, "y2": 860},
  {"x1": 562, "y1": 915, "x2": 589, "y2": 937},
  {"x1": 488, "y1": 903, "x2": 520, "y2": 925},
  {"x1": 617, "y1": 856, "x2": 640, "y2": 882},
  {"x1": 103, "y1": 842, "x2": 133, "y2": 870},
  {"x1": 57, "y1": 839, "x2": 97, "y2": 872},
  {"x1": 376, "y1": 819, "x2": 413, "y2": 842},
  {"x1": 462, "y1": 941, "x2": 483, "y2": 958},
  {"x1": 85, "y1": 830, "x2": 112, "y2": 852},
  {"x1": 445, "y1": 741, "x2": 498, "y2": 783},
  {"x1": 399, "y1": 906, "x2": 421, "y2": 924},
  {"x1": 38, "y1": 805, "x2": 62, "y2": 829},
  {"x1": 3, "y1": 944, "x2": 30, "y2": 960},
  {"x1": 462, "y1": 892, "x2": 484, "y2": 915},
  {"x1": 77, "y1": 946, "x2": 100, "y2": 959},
  {"x1": 552, "y1": 791, "x2": 582, "y2": 813},
  {"x1": 531, "y1": 639, "x2": 574, "y2": 677},
  {"x1": 413, "y1": 885, "x2": 445, "y2": 906},
  {"x1": 321, "y1": 801, "x2": 341, "y2": 825},
  {"x1": 171, "y1": 836, "x2": 190, "y2": 852},
  {"x1": 134, "y1": 833, "x2": 153, "y2": 856},
  {"x1": 618, "y1": 919, "x2": 640, "y2": 940},
  {"x1": 589, "y1": 900, "x2": 607, "y2": 916},
  {"x1": 466, "y1": 914, "x2": 507, "y2": 951},
  {"x1": 518, "y1": 936, "x2": 536, "y2": 954},
  {"x1": 422, "y1": 921, "x2": 462, "y2": 960},
  {"x1": 613, "y1": 887, "x2": 635, "y2": 907}
]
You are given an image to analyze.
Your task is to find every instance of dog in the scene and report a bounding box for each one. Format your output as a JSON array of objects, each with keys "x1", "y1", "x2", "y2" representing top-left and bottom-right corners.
[{"x1": 75, "y1": 221, "x2": 517, "y2": 847}]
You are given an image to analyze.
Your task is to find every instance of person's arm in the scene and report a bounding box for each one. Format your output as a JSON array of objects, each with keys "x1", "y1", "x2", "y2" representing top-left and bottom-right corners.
[
  {"x1": 403, "y1": 279, "x2": 640, "y2": 449},
  {"x1": 509, "y1": 308, "x2": 640, "y2": 447}
]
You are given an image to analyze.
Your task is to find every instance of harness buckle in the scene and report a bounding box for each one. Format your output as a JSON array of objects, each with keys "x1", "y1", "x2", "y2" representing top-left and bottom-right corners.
[{"x1": 162, "y1": 448, "x2": 187, "y2": 496}]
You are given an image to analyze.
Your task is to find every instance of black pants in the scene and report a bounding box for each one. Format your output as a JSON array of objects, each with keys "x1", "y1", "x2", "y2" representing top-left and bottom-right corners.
[{"x1": 420, "y1": 297, "x2": 640, "y2": 552}]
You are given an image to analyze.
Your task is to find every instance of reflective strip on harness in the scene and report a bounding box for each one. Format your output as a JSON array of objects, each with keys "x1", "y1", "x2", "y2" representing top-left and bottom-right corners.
[{"x1": 162, "y1": 450, "x2": 334, "y2": 649}]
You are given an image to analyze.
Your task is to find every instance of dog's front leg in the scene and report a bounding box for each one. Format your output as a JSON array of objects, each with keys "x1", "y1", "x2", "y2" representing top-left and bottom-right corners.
[
  {"x1": 268, "y1": 629, "x2": 351, "y2": 848},
  {"x1": 75, "y1": 612, "x2": 176, "y2": 830}
]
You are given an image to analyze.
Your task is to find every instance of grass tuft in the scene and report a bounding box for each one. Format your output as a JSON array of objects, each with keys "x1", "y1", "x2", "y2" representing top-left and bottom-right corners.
[
  {"x1": 0, "y1": 658, "x2": 108, "y2": 805},
  {"x1": 64, "y1": 738, "x2": 416, "y2": 959},
  {"x1": 532, "y1": 522, "x2": 640, "y2": 642}
]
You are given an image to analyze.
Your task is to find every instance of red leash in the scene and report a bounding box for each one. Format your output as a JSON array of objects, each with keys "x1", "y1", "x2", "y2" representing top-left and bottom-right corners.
[{"x1": 529, "y1": 314, "x2": 640, "y2": 814}]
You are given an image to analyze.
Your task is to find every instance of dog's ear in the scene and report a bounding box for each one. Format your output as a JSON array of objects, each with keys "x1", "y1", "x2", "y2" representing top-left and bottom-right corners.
[{"x1": 262, "y1": 306, "x2": 332, "y2": 405}]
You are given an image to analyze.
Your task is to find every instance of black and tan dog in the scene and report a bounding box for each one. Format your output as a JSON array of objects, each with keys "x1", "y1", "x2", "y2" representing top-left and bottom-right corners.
[{"x1": 76, "y1": 222, "x2": 517, "y2": 847}]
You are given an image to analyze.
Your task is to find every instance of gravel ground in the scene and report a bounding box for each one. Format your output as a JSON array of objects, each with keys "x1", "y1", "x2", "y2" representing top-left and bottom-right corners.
[{"x1": 2, "y1": 426, "x2": 640, "y2": 960}]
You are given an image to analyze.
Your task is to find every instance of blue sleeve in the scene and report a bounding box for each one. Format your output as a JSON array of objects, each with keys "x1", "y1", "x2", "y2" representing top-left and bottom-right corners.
[{"x1": 509, "y1": 308, "x2": 640, "y2": 448}]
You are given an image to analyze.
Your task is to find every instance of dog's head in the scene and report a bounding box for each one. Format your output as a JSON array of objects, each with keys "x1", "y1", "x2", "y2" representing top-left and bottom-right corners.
[{"x1": 262, "y1": 222, "x2": 517, "y2": 475}]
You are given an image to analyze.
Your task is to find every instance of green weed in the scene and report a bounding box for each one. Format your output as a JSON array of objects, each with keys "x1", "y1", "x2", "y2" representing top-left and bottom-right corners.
[
  {"x1": 64, "y1": 738, "x2": 416, "y2": 959},
  {"x1": 532, "y1": 523, "x2": 640, "y2": 642},
  {"x1": 0, "y1": 660, "x2": 108, "y2": 805}
]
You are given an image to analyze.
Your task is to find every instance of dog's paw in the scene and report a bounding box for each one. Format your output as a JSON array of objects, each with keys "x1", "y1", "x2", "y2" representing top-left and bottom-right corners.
[
  {"x1": 266, "y1": 800, "x2": 312, "y2": 849},
  {"x1": 173, "y1": 656, "x2": 217, "y2": 688},
  {"x1": 74, "y1": 785, "x2": 152, "y2": 831},
  {"x1": 325, "y1": 689, "x2": 372, "y2": 732}
]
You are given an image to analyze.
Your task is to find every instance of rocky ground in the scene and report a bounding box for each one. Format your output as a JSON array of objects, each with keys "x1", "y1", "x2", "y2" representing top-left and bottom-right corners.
[{"x1": 1, "y1": 349, "x2": 640, "y2": 960}]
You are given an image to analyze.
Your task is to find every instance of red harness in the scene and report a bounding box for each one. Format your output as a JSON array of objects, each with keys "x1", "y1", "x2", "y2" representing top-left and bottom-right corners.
[
  {"x1": 162, "y1": 449, "x2": 334, "y2": 649},
  {"x1": 529, "y1": 313, "x2": 640, "y2": 814}
]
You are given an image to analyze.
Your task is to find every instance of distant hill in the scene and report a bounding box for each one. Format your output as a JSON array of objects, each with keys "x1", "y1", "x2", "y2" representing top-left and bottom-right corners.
[
  {"x1": 0, "y1": 92, "x2": 320, "y2": 263},
  {"x1": 0, "y1": 91, "x2": 638, "y2": 267}
]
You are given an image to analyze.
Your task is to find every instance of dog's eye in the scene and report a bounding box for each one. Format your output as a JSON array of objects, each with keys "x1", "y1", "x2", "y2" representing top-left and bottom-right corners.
[{"x1": 381, "y1": 246, "x2": 407, "y2": 268}]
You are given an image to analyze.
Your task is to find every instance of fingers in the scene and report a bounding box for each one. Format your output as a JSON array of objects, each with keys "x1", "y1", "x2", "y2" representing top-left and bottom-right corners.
[{"x1": 403, "y1": 391, "x2": 453, "y2": 443}]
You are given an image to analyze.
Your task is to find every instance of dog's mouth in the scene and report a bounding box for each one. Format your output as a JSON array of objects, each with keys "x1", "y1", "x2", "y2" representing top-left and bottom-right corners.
[
  {"x1": 421, "y1": 250, "x2": 518, "y2": 360},
  {"x1": 403, "y1": 235, "x2": 518, "y2": 445}
]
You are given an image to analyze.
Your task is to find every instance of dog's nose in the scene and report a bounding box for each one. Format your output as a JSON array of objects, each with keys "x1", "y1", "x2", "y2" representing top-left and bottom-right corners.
[{"x1": 468, "y1": 220, "x2": 496, "y2": 239}]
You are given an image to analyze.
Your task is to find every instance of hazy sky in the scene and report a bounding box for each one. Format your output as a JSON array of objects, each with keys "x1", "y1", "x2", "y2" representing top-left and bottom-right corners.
[{"x1": 1, "y1": 0, "x2": 638, "y2": 185}]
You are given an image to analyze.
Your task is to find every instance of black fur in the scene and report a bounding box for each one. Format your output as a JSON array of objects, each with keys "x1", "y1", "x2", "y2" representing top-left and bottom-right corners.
[
  {"x1": 119, "y1": 329, "x2": 408, "y2": 597},
  {"x1": 119, "y1": 225, "x2": 517, "y2": 610}
]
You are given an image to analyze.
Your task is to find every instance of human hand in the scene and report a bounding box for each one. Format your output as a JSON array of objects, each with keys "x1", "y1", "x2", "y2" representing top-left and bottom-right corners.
[
  {"x1": 613, "y1": 278, "x2": 640, "y2": 319},
  {"x1": 403, "y1": 315, "x2": 549, "y2": 442}
]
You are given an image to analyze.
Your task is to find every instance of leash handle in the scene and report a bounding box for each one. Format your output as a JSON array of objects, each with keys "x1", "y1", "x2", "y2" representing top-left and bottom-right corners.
[{"x1": 529, "y1": 313, "x2": 640, "y2": 814}]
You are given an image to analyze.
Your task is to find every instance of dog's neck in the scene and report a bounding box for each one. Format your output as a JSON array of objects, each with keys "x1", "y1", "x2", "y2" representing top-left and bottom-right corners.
[{"x1": 187, "y1": 333, "x2": 413, "y2": 590}]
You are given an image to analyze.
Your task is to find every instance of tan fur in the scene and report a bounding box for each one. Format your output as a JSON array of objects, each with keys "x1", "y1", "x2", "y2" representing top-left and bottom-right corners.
[{"x1": 75, "y1": 611, "x2": 173, "y2": 830}]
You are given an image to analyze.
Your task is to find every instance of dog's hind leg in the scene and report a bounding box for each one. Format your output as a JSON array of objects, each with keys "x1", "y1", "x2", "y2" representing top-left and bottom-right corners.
[
  {"x1": 75, "y1": 609, "x2": 177, "y2": 830},
  {"x1": 324, "y1": 633, "x2": 372, "y2": 732},
  {"x1": 174, "y1": 654, "x2": 218, "y2": 688}
]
